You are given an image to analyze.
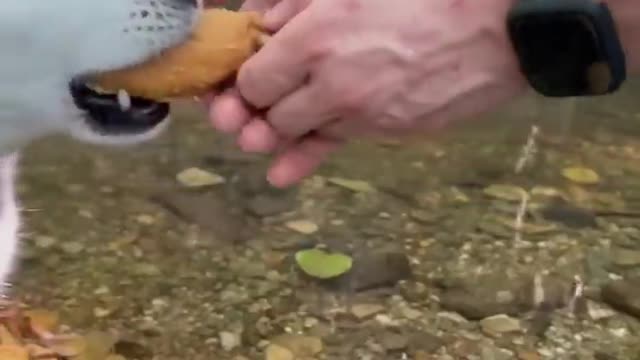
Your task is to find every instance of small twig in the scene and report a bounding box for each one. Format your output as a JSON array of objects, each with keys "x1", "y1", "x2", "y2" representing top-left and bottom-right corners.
[
  {"x1": 514, "y1": 125, "x2": 540, "y2": 174},
  {"x1": 567, "y1": 275, "x2": 584, "y2": 317},
  {"x1": 513, "y1": 190, "x2": 529, "y2": 243}
]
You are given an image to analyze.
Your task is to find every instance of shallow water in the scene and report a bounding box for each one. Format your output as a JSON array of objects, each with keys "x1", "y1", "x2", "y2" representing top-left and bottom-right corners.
[{"x1": 8, "y1": 79, "x2": 640, "y2": 359}]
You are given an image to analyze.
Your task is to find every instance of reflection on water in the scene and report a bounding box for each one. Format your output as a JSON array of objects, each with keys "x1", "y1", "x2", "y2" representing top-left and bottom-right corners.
[{"x1": 8, "y1": 79, "x2": 640, "y2": 358}]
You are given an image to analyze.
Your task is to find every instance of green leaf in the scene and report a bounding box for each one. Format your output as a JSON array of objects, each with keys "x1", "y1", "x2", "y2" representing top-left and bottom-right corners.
[{"x1": 295, "y1": 248, "x2": 353, "y2": 279}]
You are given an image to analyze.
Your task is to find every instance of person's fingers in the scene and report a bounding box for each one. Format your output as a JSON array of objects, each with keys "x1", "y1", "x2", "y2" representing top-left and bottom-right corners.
[
  {"x1": 240, "y1": 0, "x2": 281, "y2": 11},
  {"x1": 236, "y1": 4, "x2": 315, "y2": 108},
  {"x1": 237, "y1": 118, "x2": 281, "y2": 153},
  {"x1": 266, "y1": 135, "x2": 342, "y2": 187},
  {"x1": 208, "y1": 88, "x2": 252, "y2": 134},
  {"x1": 262, "y1": 0, "x2": 311, "y2": 30},
  {"x1": 266, "y1": 84, "x2": 338, "y2": 138}
]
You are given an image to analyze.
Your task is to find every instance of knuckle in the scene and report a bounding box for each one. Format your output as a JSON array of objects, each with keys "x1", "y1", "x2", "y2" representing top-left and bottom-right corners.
[
  {"x1": 303, "y1": 40, "x2": 333, "y2": 63},
  {"x1": 331, "y1": 86, "x2": 368, "y2": 115},
  {"x1": 237, "y1": 65, "x2": 273, "y2": 109},
  {"x1": 236, "y1": 65, "x2": 260, "y2": 104}
]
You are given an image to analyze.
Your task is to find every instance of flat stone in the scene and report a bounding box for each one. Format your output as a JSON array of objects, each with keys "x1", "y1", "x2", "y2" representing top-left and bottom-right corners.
[
  {"x1": 540, "y1": 203, "x2": 597, "y2": 228},
  {"x1": 350, "y1": 303, "x2": 385, "y2": 320},
  {"x1": 285, "y1": 220, "x2": 319, "y2": 234},
  {"x1": 436, "y1": 311, "x2": 468, "y2": 324},
  {"x1": 176, "y1": 167, "x2": 225, "y2": 188},
  {"x1": 408, "y1": 332, "x2": 444, "y2": 354},
  {"x1": 440, "y1": 288, "x2": 518, "y2": 320},
  {"x1": 380, "y1": 332, "x2": 409, "y2": 352},
  {"x1": 269, "y1": 334, "x2": 323, "y2": 357},
  {"x1": 480, "y1": 345, "x2": 514, "y2": 360},
  {"x1": 517, "y1": 350, "x2": 541, "y2": 360},
  {"x1": 219, "y1": 331, "x2": 241, "y2": 351},
  {"x1": 601, "y1": 278, "x2": 640, "y2": 319},
  {"x1": 265, "y1": 344, "x2": 294, "y2": 360},
  {"x1": 342, "y1": 251, "x2": 413, "y2": 292},
  {"x1": 131, "y1": 263, "x2": 161, "y2": 276},
  {"x1": 60, "y1": 241, "x2": 84, "y2": 254},
  {"x1": 610, "y1": 247, "x2": 640, "y2": 267},
  {"x1": 480, "y1": 314, "x2": 522, "y2": 335},
  {"x1": 400, "y1": 306, "x2": 423, "y2": 320},
  {"x1": 35, "y1": 236, "x2": 57, "y2": 248},
  {"x1": 151, "y1": 191, "x2": 251, "y2": 243},
  {"x1": 587, "y1": 300, "x2": 616, "y2": 320},
  {"x1": 246, "y1": 194, "x2": 296, "y2": 217}
]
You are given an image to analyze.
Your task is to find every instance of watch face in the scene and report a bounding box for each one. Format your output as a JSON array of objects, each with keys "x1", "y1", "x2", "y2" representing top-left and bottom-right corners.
[{"x1": 509, "y1": 12, "x2": 612, "y2": 96}]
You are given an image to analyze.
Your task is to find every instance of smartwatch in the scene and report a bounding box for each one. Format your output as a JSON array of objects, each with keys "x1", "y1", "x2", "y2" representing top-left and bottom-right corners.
[{"x1": 507, "y1": 0, "x2": 627, "y2": 97}]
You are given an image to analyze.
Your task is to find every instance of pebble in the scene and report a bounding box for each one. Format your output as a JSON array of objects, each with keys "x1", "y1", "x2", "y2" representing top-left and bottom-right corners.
[
  {"x1": 480, "y1": 345, "x2": 514, "y2": 360},
  {"x1": 407, "y1": 332, "x2": 444, "y2": 354},
  {"x1": 517, "y1": 350, "x2": 541, "y2": 360},
  {"x1": 436, "y1": 311, "x2": 468, "y2": 324},
  {"x1": 269, "y1": 334, "x2": 323, "y2": 357},
  {"x1": 93, "y1": 307, "x2": 112, "y2": 318},
  {"x1": 440, "y1": 287, "x2": 518, "y2": 320},
  {"x1": 375, "y1": 314, "x2": 399, "y2": 327},
  {"x1": 586, "y1": 300, "x2": 616, "y2": 320},
  {"x1": 131, "y1": 263, "x2": 161, "y2": 276},
  {"x1": 483, "y1": 184, "x2": 527, "y2": 201},
  {"x1": 135, "y1": 214, "x2": 155, "y2": 225},
  {"x1": 400, "y1": 307, "x2": 423, "y2": 320},
  {"x1": 350, "y1": 303, "x2": 385, "y2": 320},
  {"x1": 60, "y1": 241, "x2": 84, "y2": 254},
  {"x1": 176, "y1": 167, "x2": 225, "y2": 188},
  {"x1": 380, "y1": 332, "x2": 408, "y2": 351},
  {"x1": 265, "y1": 344, "x2": 294, "y2": 360},
  {"x1": 219, "y1": 331, "x2": 241, "y2": 352},
  {"x1": 609, "y1": 327, "x2": 628, "y2": 338},
  {"x1": 610, "y1": 246, "x2": 640, "y2": 266},
  {"x1": 540, "y1": 203, "x2": 597, "y2": 228},
  {"x1": 93, "y1": 286, "x2": 110, "y2": 295},
  {"x1": 35, "y1": 235, "x2": 57, "y2": 248},
  {"x1": 304, "y1": 317, "x2": 319, "y2": 328},
  {"x1": 480, "y1": 314, "x2": 522, "y2": 335},
  {"x1": 344, "y1": 251, "x2": 412, "y2": 291},
  {"x1": 285, "y1": 220, "x2": 319, "y2": 234},
  {"x1": 246, "y1": 194, "x2": 296, "y2": 217},
  {"x1": 601, "y1": 278, "x2": 640, "y2": 319},
  {"x1": 153, "y1": 191, "x2": 250, "y2": 243}
]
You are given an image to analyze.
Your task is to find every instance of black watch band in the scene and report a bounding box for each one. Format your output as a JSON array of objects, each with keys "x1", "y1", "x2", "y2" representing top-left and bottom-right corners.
[{"x1": 506, "y1": 0, "x2": 627, "y2": 97}]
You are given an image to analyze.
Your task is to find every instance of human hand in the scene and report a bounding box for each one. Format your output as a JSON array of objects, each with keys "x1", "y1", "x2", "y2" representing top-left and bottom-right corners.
[
  {"x1": 208, "y1": 0, "x2": 529, "y2": 187},
  {"x1": 237, "y1": 0, "x2": 281, "y2": 11}
]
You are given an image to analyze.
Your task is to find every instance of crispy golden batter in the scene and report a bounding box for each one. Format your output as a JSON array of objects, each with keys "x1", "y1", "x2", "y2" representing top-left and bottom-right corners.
[{"x1": 91, "y1": 9, "x2": 265, "y2": 101}]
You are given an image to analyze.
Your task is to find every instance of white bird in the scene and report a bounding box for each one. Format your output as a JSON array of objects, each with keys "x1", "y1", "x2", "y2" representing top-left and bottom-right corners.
[{"x1": 0, "y1": 0, "x2": 202, "y2": 293}]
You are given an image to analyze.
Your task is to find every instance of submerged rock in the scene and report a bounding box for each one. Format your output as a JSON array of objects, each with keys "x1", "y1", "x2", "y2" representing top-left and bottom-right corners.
[{"x1": 601, "y1": 278, "x2": 640, "y2": 319}]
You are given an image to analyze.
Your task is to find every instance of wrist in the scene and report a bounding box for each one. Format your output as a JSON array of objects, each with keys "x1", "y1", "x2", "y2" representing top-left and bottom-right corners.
[
  {"x1": 498, "y1": 0, "x2": 632, "y2": 95},
  {"x1": 602, "y1": 0, "x2": 640, "y2": 74}
]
